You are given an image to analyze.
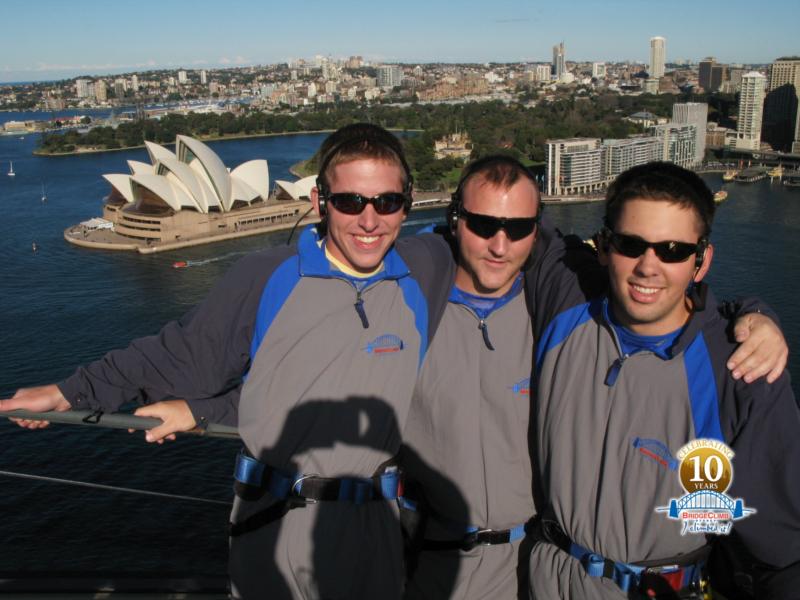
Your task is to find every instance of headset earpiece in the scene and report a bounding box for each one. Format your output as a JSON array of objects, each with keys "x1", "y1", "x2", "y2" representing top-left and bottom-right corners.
[
  {"x1": 695, "y1": 238, "x2": 708, "y2": 270},
  {"x1": 597, "y1": 227, "x2": 612, "y2": 253},
  {"x1": 315, "y1": 178, "x2": 328, "y2": 217},
  {"x1": 447, "y1": 193, "x2": 461, "y2": 234}
]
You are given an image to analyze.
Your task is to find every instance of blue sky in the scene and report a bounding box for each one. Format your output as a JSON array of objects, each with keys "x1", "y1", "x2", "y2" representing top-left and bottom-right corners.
[{"x1": 1, "y1": 0, "x2": 797, "y2": 83}]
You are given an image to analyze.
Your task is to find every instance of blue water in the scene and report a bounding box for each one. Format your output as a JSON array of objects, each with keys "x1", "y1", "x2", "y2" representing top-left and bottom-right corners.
[{"x1": 0, "y1": 127, "x2": 798, "y2": 577}]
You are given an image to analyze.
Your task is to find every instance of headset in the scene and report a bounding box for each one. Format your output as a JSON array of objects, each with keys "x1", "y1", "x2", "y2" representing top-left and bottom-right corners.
[
  {"x1": 315, "y1": 127, "x2": 413, "y2": 218},
  {"x1": 447, "y1": 155, "x2": 539, "y2": 235}
]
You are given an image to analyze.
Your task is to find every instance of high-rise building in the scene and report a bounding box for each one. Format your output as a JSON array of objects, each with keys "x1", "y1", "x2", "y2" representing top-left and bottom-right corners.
[
  {"x1": 672, "y1": 102, "x2": 708, "y2": 164},
  {"x1": 546, "y1": 138, "x2": 605, "y2": 196},
  {"x1": 763, "y1": 57, "x2": 800, "y2": 151},
  {"x1": 698, "y1": 57, "x2": 727, "y2": 92},
  {"x1": 200, "y1": 70, "x2": 208, "y2": 85},
  {"x1": 113, "y1": 79, "x2": 126, "y2": 99},
  {"x1": 131, "y1": 74, "x2": 139, "y2": 92},
  {"x1": 535, "y1": 64, "x2": 552, "y2": 82},
  {"x1": 603, "y1": 137, "x2": 663, "y2": 177},
  {"x1": 735, "y1": 72, "x2": 767, "y2": 150},
  {"x1": 94, "y1": 79, "x2": 107, "y2": 102},
  {"x1": 377, "y1": 65, "x2": 403, "y2": 89},
  {"x1": 651, "y1": 123, "x2": 697, "y2": 168},
  {"x1": 76, "y1": 78, "x2": 91, "y2": 98},
  {"x1": 552, "y1": 42, "x2": 566, "y2": 79},
  {"x1": 592, "y1": 62, "x2": 606, "y2": 79},
  {"x1": 699, "y1": 58, "x2": 715, "y2": 91},
  {"x1": 649, "y1": 37, "x2": 666, "y2": 79},
  {"x1": 178, "y1": 70, "x2": 188, "y2": 85}
]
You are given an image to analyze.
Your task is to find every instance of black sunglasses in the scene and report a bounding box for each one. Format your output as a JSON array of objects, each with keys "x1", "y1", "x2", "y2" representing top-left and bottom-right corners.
[
  {"x1": 608, "y1": 232, "x2": 703, "y2": 263},
  {"x1": 326, "y1": 192, "x2": 409, "y2": 215},
  {"x1": 458, "y1": 207, "x2": 541, "y2": 241}
]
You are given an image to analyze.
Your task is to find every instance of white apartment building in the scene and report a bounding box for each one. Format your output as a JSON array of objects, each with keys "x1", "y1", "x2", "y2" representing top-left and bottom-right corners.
[
  {"x1": 735, "y1": 72, "x2": 767, "y2": 150},
  {"x1": 649, "y1": 37, "x2": 666, "y2": 79},
  {"x1": 651, "y1": 123, "x2": 697, "y2": 168},
  {"x1": 546, "y1": 138, "x2": 605, "y2": 196},
  {"x1": 603, "y1": 137, "x2": 663, "y2": 178},
  {"x1": 672, "y1": 102, "x2": 708, "y2": 165},
  {"x1": 592, "y1": 62, "x2": 606, "y2": 79}
]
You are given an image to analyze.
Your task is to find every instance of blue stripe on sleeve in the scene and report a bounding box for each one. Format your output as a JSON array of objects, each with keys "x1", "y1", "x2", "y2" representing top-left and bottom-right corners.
[
  {"x1": 683, "y1": 333, "x2": 724, "y2": 441},
  {"x1": 250, "y1": 255, "x2": 302, "y2": 363},
  {"x1": 535, "y1": 301, "x2": 595, "y2": 373},
  {"x1": 398, "y1": 276, "x2": 429, "y2": 368}
]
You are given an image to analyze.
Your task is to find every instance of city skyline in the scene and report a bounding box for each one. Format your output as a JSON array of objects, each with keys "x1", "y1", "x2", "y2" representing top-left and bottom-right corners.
[{"x1": 1, "y1": 0, "x2": 798, "y2": 83}]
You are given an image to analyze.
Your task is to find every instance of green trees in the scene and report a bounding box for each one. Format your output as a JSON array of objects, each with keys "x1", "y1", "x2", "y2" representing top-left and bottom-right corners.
[{"x1": 36, "y1": 95, "x2": 653, "y2": 188}]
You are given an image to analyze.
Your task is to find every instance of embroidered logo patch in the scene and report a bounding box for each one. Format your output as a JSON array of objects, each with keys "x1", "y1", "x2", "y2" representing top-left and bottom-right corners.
[
  {"x1": 509, "y1": 377, "x2": 530, "y2": 396},
  {"x1": 364, "y1": 334, "x2": 404, "y2": 354},
  {"x1": 632, "y1": 437, "x2": 679, "y2": 471}
]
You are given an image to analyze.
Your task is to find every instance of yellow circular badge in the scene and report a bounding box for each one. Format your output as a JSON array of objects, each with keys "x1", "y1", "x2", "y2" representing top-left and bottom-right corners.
[{"x1": 678, "y1": 442, "x2": 733, "y2": 494}]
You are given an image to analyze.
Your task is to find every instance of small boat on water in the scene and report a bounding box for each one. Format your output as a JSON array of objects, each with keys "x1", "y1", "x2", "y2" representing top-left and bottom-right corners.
[
  {"x1": 41, "y1": 183, "x2": 47, "y2": 202},
  {"x1": 172, "y1": 261, "x2": 189, "y2": 269},
  {"x1": 7, "y1": 161, "x2": 15, "y2": 177},
  {"x1": 768, "y1": 165, "x2": 784, "y2": 179},
  {"x1": 722, "y1": 170, "x2": 737, "y2": 182},
  {"x1": 714, "y1": 190, "x2": 728, "y2": 203}
]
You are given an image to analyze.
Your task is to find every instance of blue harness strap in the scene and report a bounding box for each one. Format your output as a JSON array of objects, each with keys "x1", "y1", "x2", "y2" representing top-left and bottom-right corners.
[
  {"x1": 568, "y1": 540, "x2": 704, "y2": 593},
  {"x1": 569, "y1": 541, "x2": 648, "y2": 592},
  {"x1": 233, "y1": 451, "x2": 400, "y2": 505},
  {"x1": 398, "y1": 498, "x2": 534, "y2": 551},
  {"x1": 234, "y1": 450, "x2": 296, "y2": 499}
]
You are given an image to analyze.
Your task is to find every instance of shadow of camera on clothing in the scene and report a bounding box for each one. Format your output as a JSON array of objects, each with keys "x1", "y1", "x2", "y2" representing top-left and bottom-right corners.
[{"x1": 228, "y1": 396, "x2": 467, "y2": 600}]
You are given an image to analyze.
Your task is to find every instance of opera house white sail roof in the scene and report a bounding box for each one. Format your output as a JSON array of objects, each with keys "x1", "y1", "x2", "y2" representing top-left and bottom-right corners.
[
  {"x1": 103, "y1": 135, "x2": 270, "y2": 214},
  {"x1": 273, "y1": 175, "x2": 316, "y2": 201}
]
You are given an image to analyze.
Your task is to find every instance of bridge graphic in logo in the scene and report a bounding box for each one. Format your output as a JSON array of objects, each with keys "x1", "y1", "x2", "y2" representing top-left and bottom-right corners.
[
  {"x1": 509, "y1": 377, "x2": 530, "y2": 396},
  {"x1": 656, "y1": 489, "x2": 755, "y2": 535},
  {"x1": 633, "y1": 438, "x2": 679, "y2": 471},
  {"x1": 364, "y1": 334, "x2": 404, "y2": 354},
  {"x1": 655, "y1": 439, "x2": 755, "y2": 536}
]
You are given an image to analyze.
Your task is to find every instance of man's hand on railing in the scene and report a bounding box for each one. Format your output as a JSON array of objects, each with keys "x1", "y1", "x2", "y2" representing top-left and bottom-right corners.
[
  {"x1": 132, "y1": 399, "x2": 197, "y2": 444},
  {"x1": 0, "y1": 384, "x2": 71, "y2": 428}
]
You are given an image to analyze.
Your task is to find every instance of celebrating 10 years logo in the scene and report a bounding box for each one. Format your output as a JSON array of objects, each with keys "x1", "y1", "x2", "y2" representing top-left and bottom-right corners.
[{"x1": 656, "y1": 439, "x2": 756, "y2": 536}]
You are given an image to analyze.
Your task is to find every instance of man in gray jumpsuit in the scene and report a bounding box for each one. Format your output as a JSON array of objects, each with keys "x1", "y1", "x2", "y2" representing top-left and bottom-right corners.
[
  {"x1": 529, "y1": 162, "x2": 800, "y2": 599},
  {"x1": 0, "y1": 124, "x2": 457, "y2": 600},
  {"x1": 402, "y1": 156, "x2": 544, "y2": 599}
]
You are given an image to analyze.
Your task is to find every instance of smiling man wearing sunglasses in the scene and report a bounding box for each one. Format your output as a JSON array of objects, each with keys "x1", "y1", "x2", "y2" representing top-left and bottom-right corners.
[
  {"x1": 401, "y1": 155, "x2": 550, "y2": 599},
  {"x1": 529, "y1": 162, "x2": 800, "y2": 599},
  {"x1": 0, "y1": 123, "x2": 460, "y2": 600}
]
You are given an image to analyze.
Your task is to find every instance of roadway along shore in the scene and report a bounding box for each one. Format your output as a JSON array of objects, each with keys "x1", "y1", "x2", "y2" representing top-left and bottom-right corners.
[{"x1": 33, "y1": 128, "x2": 423, "y2": 157}]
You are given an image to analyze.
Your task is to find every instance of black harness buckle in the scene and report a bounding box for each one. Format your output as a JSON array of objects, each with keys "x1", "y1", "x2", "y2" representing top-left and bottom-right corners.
[{"x1": 461, "y1": 528, "x2": 512, "y2": 551}]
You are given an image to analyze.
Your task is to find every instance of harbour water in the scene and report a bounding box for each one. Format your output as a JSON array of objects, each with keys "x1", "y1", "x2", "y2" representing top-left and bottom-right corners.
[{"x1": 0, "y1": 127, "x2": 798, "y2": 578}]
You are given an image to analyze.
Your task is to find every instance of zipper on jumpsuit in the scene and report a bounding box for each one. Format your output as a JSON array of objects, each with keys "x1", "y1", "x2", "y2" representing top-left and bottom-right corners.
[{"x1": 602, "y1": 308, "x2": 630, "y2": 387}]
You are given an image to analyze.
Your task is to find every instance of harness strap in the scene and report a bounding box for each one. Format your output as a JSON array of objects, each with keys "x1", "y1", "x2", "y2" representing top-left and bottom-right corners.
[
  {"x1": 536, "y1": 515, "x2": 708, "y2": 594},
  {"x1": 397, "y1": 484, "x2": 536, "y2": 552},
  {"x1": 422, "y1": 520, "x2": 534, "y2": 552},
  {"x1": 230, "y1": 451, "x2": 401, "y2": 537}
]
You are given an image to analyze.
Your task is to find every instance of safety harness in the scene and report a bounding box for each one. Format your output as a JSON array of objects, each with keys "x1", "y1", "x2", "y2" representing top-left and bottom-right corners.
[
  {"x1": 230, "y1": 451, "x2": 401, "y2": 537},
  {"x1": 535, "y1": 509, "x2": 710, "y2": 597},
  {"x1": 398, "y1": 493, "x2": 536, "y2": 552}
]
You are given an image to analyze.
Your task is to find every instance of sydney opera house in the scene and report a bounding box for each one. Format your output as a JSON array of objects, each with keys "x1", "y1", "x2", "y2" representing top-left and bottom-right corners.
[{"x1": 64, "y1": 135, "x2": 319, "y2": 252}]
